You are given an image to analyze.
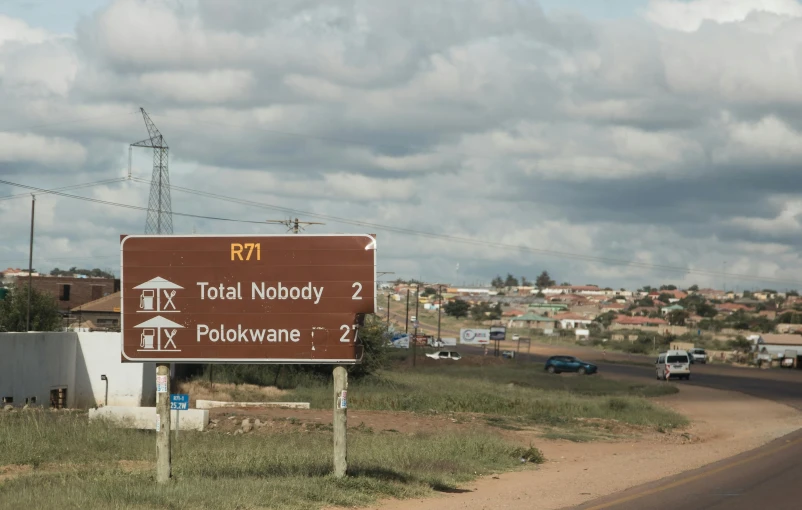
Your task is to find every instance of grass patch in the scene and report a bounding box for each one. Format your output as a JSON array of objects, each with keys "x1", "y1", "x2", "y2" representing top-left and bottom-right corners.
[
  {"x1": 280, "y1": 365, "x2": 686, "y2": 431},
  {"x1": 0, "y1": 411, "x2": 534, "y2": 510},
  {"x1": 540, "y1": 430, "x2": 601, "y2": 442}
]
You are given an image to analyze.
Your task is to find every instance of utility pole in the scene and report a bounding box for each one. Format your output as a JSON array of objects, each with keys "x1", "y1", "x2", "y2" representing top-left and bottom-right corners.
[
  {"x1": 386, "y1": 294, "x2": 391, "y2": 325},
  {"x1": 266, "y1": 218, "x2": 325, "y2": 234},
  {"x1": 405, "y1": 289, "x2": 410, "y2": 334},
  {"x1": 413, "y1": 284, "x2": 420, "y2": 367},
  {"x1": 437, "y1": 284, "x2": 443, "y2": 343},
  {"x1": 26, "y1": 195, "x2": 35, "y2": 332}
]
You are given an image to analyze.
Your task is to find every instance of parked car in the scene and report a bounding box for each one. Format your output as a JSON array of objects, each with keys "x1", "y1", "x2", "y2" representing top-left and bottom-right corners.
[
  {"x1": 425, "y1": 350, "x2": 462, "y2": 360},
  {"x1": 512, "y1": 334, "x2": 520, "y2": 341},
  {"x1": 656, "y1": 350, "x2": 691, "y2": 380},
  {"x1": 544, "y1": 356, "x2": 598, "y2": 375},
  {"x1": 688, "y1": 348, "x2": 707, "y2": 364}
]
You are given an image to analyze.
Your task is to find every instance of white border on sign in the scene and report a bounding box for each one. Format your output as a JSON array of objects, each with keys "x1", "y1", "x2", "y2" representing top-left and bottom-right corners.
[{"x1": 120, "y1": 234, "x2": 377, "y2": 362}]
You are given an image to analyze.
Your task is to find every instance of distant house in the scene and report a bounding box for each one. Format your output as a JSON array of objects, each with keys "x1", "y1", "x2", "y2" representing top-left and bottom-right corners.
[
  {"x1": 600, "y1": 302, "x2": 627, "y2": 313},
  {"x1": 554, "y1": 312, "x2": 593, "y2": 329},
  {"x1": 507, "y1": 313, "x2": 557, "y2": 329},
  {"x1": 527, "y1": 303, "x2": 569, "y2": 316},
  {"x1": 539, "y1": 285, "x2": 605, "y2": 296},
  {"x1": 698, "y1": 288, "x2": 726, "y2": 300},
  {"x1": 715, "y1": 303, "x2": 751, "y2": 314},
  {"x1": 661, "y1": 304, "x2": 685, "y2": 315},
  {"x1": 612, "y1": 316, "x2": 667, "y2": 327},
  {"x1": 747, "y1": 334, "x2": 802, "y2": 362},
  {"x1": 70, "y1": 291, "x2": 121, "y2": 330}
]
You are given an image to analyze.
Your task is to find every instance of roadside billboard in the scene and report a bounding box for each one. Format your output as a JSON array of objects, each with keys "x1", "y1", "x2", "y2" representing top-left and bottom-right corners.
[
  {"x1": 440, "y1": 337, "x2": 457, "y2": 346},
  {"x1": 489, "y1": 326, "x2": 506, "y2": 341},
  {"x1": 460, "y1": 328, "x2": 491, "y2": 345},
  {"x1": 121, "y1": 234, "x2": 376, "y2": 363}
]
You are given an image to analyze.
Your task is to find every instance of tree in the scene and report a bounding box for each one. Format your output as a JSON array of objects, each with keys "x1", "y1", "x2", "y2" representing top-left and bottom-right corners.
[
  {"x1": 688, "y1": 284, "x2": 699, "y2": 292},
  {"x1": 657, "y1": 293, "x2": 673, "y2": 304},
  {"x1": 422, "y1": 287, "x2": 436, "y2": 297},
  {"x1": 667, "y1": 310, "x2": 689, "y2": 326},
  {"x1": 696, "y1": 302, "x2": 718, "y2": 318},
  {"x1": 0, "y1": 284, "x2": 61, "y2": 332},
  {"x1": 659, "y1": 284, "x2": 677, "y2": 291},
  {"x1": 471, "y1": 302, "x2": 501, "y2": 321},
  {"x1": 536, "y1": 271, "x2": 555, "y2": 289},
  {"x1": 349, "y1": 315, "x2": 391, "y2": 377},
  {"x1": 742, "y1": 290, "x2": 753, "y2": 298},
  {"x1": 444, "y1": 299, "x2": 470, "y2": 318},
  {"x1": 491, "y1": 276, "x2": 504, "y2": 288},
  {"x1": 788, "y1": 290, "x2": 799, "y2": 297},
  {"x1": 637, "y1": 297, "x2": 655, "y2": 307},
  {"x1": 727, "y1": 336, "x2": 752, "y2": 353},
  {"x1": 594, "y1": 311, "x2": 617, "y2": 328},
  {"x1": 521, "y1": 276, "x2": 531, "y2": 287},
  {"x1": 560, "y1": 282, "x2": 571, "y2": 286},
  {"x1": 504, "y1": 274, "x2": 519, "y2": 287},
  {"x1": 49, "y1": 267, "x2": 115, "y2": 279}
]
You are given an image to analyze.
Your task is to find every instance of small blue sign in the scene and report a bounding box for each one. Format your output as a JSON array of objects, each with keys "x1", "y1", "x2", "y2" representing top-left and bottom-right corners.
[{"x1": 170, "y1": 394, "x2": 189, "y2": 411}]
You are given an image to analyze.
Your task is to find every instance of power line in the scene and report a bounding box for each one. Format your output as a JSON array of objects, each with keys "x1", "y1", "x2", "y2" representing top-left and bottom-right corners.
[
  {"x1": 0, "y1": 177, "x2": 128, "y2": 201},
  {"x1": 0, "y1": 110, "x2": 139, "y2": 132},
  {"x1": 127, "y1": 177, "x2": 802, "y2": 286},
  {"x1": 0, "y1": 178, "x2": 269, "y2": 226}
]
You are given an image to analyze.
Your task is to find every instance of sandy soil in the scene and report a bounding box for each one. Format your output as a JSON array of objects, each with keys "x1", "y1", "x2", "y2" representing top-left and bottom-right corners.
[{"x1": 365, "y1": 384, "x2": 802, "y2": 510}]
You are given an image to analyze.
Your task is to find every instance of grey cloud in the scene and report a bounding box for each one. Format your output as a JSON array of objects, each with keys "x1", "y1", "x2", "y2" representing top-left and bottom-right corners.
[{"x1": 2, "y1": 0, "x2": 802, "y2": 289}]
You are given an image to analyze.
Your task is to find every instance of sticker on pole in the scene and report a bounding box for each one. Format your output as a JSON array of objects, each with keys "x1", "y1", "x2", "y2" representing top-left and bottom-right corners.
[
  {"x1": 156, "y1": 375, "x2": 168, "y2": 393},
  {"x1": 155, "y1": 414, "x2": 161, "y2": 432},
  {"x1": 339, "y1": 390, "x2": 347, "y2": 409}
]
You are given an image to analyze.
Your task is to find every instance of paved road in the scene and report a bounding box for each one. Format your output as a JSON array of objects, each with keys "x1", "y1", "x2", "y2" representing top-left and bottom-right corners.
[
  {"x1": 571, "y1": 427, "x2": 802, "y2": 510},
  {"x1": 387, "y1": 308, "x2": 802, "y2": 508}
]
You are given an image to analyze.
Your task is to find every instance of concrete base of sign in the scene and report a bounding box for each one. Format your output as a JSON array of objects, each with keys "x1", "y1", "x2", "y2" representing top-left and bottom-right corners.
[
  {"x1": 89, "y1": 406, "x2": 209, "y2": 431},
  {"x1": 195, "y1": 400, "x2": 310, "y2": 410}
]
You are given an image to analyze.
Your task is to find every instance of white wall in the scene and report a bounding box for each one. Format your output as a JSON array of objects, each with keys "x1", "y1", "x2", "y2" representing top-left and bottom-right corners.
[
  {"x1": 75, "y1": 333, "x2": 156, "y2": 408},
  {"x1": 0, "y1": 332, "x2": 155, "y2": 409},
  {"x1": 0, "y1": 332, "x2": 78, "y2": 407}
]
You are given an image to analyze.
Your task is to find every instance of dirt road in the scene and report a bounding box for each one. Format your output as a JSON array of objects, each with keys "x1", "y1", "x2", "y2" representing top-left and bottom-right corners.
[{"x1": 366, "y1": 384, "x2": 802, "y2": 510}]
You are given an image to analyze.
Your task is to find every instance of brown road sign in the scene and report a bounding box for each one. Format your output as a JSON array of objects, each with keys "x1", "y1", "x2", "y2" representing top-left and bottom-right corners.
[{"x1": 121, "y1": 234, "x2": 376, "y2": 363}]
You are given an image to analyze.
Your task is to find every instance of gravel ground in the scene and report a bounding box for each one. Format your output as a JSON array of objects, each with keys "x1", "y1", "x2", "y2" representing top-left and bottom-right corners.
[{"x1": 364, "y1": 383, "x2": 802, "y2": 510}]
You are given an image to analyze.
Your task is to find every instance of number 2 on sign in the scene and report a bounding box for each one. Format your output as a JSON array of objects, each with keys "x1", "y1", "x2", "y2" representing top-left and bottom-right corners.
[
  {"x1": 231, "y1": 243, "x2": 260, "y2": 261},
  {"x1": 340, "y1": 325, "x2": 351, "y2": 342},
  {"x1": 352, "y1": 282, "x2": 362, "y2": 300}
]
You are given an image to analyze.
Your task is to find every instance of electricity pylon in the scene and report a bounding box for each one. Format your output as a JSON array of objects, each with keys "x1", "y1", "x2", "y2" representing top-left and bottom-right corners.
[{"x1": 131, "y1": 107, "x2": 172, "y2": 235}]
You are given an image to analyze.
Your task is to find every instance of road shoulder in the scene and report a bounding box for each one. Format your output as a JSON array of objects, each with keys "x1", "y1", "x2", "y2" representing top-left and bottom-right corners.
[{"x1": 364, "y1": 383, "x2": 802, "y2": 510}]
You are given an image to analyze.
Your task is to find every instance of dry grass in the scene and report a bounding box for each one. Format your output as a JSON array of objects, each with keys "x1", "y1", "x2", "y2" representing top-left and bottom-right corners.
[{"x1": 176, "y1": 380, "x2": 287, "y2": 406}]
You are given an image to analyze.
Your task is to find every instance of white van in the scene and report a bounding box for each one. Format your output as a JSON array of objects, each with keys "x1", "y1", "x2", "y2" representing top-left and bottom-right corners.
[{"x1": 656, "y1": 350, "x2": 691, "y2": 381}]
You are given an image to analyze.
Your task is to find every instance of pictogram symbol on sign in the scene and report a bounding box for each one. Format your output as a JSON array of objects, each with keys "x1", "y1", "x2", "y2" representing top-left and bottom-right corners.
[
  {"x1": 134, "y1": 277, "x2": 183, "y2": 313},
  {"x1": 135, "y1": 316, "x2": 185, "y2": 352}
]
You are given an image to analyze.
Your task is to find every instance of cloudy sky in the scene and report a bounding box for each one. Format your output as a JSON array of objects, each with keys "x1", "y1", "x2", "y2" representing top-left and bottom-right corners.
[{"x1": 2, "y1": 0, "x2": 802, "y2": 291}]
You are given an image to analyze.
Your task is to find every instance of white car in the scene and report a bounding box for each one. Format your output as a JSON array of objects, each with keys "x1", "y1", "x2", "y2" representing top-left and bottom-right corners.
[
  {"x1": 425, "y1": 351, "x2": 462, "y2": 361},
  {"x1": 656, "y1": 350, "x2": 691, "y2": 381},
  {"x1": 688, "y1": 348, "x2": 707, "y2": 364},
  {"x1": 512, "y1": 334, "x2": 520, "y2": 341}
]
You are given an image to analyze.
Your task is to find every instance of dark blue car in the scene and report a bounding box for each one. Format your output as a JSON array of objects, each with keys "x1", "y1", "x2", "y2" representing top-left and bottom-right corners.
[{"x1": 544, "y1": 355, "x2": 598, "y2": 375}]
